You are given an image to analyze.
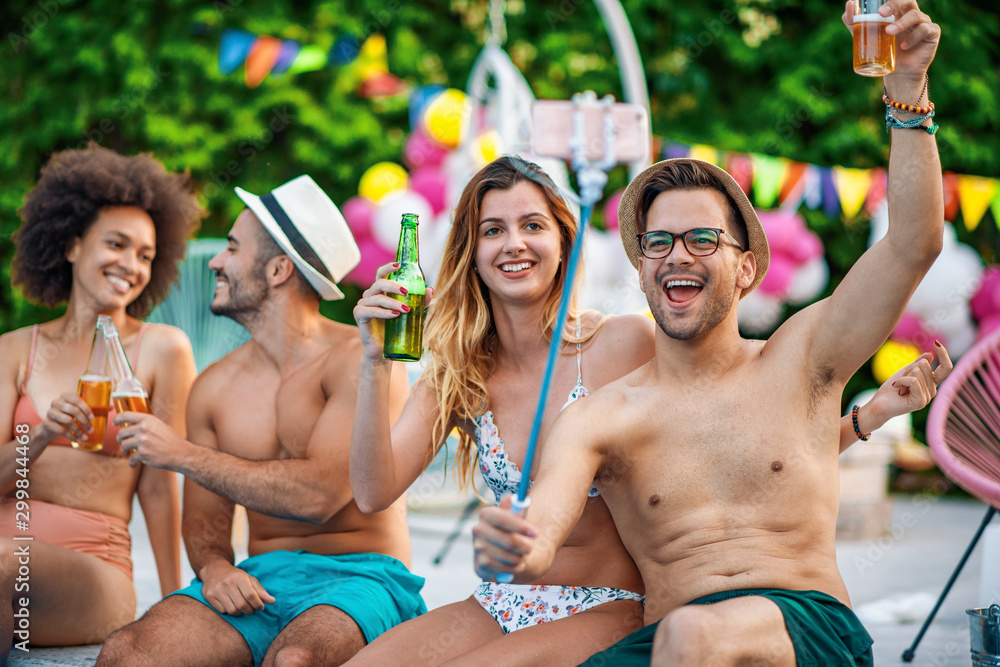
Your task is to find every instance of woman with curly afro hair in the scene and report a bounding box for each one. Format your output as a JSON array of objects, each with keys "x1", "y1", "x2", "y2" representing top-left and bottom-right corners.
[{"x1": 0, "y1": 144, "x2": 202, "y2": 654}]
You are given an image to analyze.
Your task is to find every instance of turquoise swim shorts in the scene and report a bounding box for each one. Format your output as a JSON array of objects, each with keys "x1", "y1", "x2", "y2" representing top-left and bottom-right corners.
[{"x1": 171, "y1": 550, "x2": 426, "y2": 665}]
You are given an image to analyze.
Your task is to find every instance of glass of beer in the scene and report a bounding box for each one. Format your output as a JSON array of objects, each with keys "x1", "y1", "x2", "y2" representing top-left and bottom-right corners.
[
  {"x1": 853, "y1": 0, "x2": 895, "y2": 77},
  {"x1": 72, "y1": 375, "x2": 112, "y2": 450}
]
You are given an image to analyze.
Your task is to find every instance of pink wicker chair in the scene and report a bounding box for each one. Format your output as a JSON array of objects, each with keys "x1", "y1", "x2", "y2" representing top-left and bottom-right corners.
[{"x1": 902, "y1": 326, "x2": 1000, "y2": 662}]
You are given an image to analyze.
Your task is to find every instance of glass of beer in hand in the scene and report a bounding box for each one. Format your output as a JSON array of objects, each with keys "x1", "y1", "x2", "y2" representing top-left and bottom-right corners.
[{"x1": 853, "y1": 0, "x2": 895, "y2": 77}]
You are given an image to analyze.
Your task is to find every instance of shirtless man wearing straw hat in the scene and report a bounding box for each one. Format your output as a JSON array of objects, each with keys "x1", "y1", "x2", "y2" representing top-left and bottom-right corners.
[
  {"x1": 97, "y1": 176, "x2": 424, "y2": 666},
  {"x1": 473, "y1": 2, "x2": 948, "y2": 663}
]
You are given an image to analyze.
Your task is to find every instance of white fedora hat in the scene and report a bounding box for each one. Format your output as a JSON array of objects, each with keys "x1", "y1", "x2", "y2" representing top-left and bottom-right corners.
[{"x1": 235, "y1": 175, "x2": 360, "y2": 300}]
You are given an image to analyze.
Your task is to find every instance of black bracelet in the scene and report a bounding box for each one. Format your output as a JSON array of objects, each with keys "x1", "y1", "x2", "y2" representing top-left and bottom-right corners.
[{"x1": 852, "y1": 405, "x2": 871, "y2": 441}]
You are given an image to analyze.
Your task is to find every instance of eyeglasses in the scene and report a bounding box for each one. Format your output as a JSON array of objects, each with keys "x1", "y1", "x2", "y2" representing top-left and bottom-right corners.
[{"x1": 636, "y1": 228, "x2": 744, "y2": 260}]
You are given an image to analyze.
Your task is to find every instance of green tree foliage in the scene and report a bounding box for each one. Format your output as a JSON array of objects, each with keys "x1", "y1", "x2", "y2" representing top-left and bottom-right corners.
[{"x1": 1, "y1": 0, "x2": 998, "y2": 426}]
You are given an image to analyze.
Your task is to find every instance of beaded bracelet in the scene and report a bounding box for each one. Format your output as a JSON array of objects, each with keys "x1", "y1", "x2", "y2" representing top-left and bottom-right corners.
[
  {"x1": 883, "y1": 73, "x2": 932, "y2": 114},
  {"x1": 852, "y1": 405, "x2": 871, "y2": 441},
  {"x1": 885, "y1": 106, "x2": 938, "y2": 134},
  {"x1": 882, "y1": 93, "x2": 934, "y2": 115}
]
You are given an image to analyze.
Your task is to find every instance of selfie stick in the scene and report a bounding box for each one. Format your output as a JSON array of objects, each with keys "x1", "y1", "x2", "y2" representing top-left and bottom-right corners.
[{"x1": 495, "y1": 92, "x2": 618, "y2": 583}]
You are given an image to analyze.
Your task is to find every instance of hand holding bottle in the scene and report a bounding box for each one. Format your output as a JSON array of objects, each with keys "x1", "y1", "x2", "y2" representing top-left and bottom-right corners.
[{"x1": 354, "y1": 262, "x2": 435, "y2": 361}]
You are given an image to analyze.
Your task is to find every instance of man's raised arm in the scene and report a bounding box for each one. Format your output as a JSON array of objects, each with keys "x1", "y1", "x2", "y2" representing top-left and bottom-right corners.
[{"x1": 804, "y1": 0, "x2": 942, "y2": 382}]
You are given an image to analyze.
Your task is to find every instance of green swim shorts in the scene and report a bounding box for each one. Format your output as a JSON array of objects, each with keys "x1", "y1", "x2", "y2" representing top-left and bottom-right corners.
[
  {"x1": 171, "y1": 549, "x2": 426, "y2": 666},
  {"x1": 578, "y1": 588, "x2": 874, "y2": 667}
]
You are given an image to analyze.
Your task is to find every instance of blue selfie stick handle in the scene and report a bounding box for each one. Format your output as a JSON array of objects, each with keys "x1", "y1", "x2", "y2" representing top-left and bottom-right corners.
[
  {"x1": 511, "y1": 202, "x2": 592, "y2": 505},
  {"x1": 496, "y1": 495, "x2": 532, "y2": 583}
]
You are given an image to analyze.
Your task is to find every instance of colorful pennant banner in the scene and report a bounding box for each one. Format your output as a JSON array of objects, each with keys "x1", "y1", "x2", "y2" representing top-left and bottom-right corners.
[
  {"x1": 661, "y1": 140, "x2": 1000, "y2": 230},
  {"x1": 216, "y1": 28, "x2": 406, "y2": 96}
]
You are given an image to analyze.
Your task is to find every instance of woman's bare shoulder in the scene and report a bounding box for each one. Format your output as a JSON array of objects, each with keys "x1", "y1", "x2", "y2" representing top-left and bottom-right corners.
[
  {"x1": 0, "y1": 324, "x2": 41, "y2": 382},
  {"x1": 136, "y1": 323, "x2": 194, "y2": 364}
]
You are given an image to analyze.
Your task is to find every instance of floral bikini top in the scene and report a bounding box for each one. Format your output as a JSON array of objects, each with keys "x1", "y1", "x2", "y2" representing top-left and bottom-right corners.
[{"x1": 473, "y1": 328, "x2": 599, "y2": 504}]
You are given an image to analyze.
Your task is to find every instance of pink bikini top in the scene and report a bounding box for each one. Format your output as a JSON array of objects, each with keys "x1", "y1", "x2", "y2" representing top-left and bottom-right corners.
[{"x1": 13, "y1": 324, "x2": 147, "y2": 457}]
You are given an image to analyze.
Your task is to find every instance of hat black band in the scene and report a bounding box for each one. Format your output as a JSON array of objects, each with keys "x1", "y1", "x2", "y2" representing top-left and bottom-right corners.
[{"x1": 260, "y1": 192, "x2": 334, "y2": 282}]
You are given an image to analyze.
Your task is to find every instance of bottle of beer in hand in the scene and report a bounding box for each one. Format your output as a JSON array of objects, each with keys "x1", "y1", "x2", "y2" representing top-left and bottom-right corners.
[
  {"x1": 101, "y1": 320, "x2": 151, "y2": 419},
  {"x1": 73, "y1": 315, "x2": 113, "y2": 450},
  {"x1": 383, "y1": 213, "x2": 426, "y2": 362}
]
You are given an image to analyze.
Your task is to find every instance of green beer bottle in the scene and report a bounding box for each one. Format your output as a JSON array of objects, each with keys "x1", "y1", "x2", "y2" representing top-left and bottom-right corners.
[{"x1": 383, "y1": 213, "x2": 426, "y2": 362}]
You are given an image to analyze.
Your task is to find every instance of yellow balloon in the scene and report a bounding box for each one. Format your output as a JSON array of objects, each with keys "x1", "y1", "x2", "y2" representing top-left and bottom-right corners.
[
  {"x1": 471, "y1": 129, "x2": 502, "y2": 167},
  {"x1": 422, "y1": 88, "x2": 469, "y2": 150},
  {"x1": 359, "y1": 162, "x2": 409, "y2": 203},
  {"x1": 872, "y1": 340, "x2": 921, "y2": 384}
]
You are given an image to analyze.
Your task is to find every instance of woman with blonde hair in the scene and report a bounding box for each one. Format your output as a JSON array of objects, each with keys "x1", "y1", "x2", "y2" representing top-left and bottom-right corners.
[
  {"x1": 349, "y1": 155, "x2": 950, "y2": 664},
  {"x1": 0, "y1": 144, "x2": 201, "y2": 657},
  {"x1": 351, "y1": 155, "x2": 657, "y2": 663}
]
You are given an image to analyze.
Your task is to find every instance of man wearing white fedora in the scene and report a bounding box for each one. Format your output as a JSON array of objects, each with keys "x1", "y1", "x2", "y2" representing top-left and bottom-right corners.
[
  {"x1": 98, "y1": 175, "x2": 425, "y2": 666},
  {"x1": 472, "y1": 1, "x2": 949, "y2": 664}
]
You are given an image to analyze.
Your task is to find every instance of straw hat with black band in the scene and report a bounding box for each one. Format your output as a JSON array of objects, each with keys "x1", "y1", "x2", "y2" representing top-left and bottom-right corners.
[
  {"x1": 617, "y1": 158, "x2": 770, "y2": 299},
  {"x1": 235, "y1": 175, "x2": 360, "y2": 301}
]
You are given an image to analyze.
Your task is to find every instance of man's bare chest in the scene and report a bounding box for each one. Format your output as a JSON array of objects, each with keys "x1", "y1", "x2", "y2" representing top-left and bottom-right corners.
[{"x1": 213, "y1": 373, "x2": 327, "y2": 460}]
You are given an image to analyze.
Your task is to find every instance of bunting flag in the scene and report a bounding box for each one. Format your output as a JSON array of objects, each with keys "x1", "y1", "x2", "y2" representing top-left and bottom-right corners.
[
  {"x1": 287, "y1": 45, "x2": 327, "y2": 74},
  {"x1": 244, "y1": 36, "x2": 282, "y2": 88},
  {"x1": 864, "y1": 168, "x2": 888, "y2": 217},
  {"x1": 219, "y1": 29, "x2": 256, "y2": 75},
  {"x1": 778, "y1": 162, "x2": 808, "y2": 207},
  {"x1": 751, "y1": 155, "x2": 788, "y2": 209},
  {"x1": 820, "y1": 168, "x2": 841, "y2": 219},
  {"x1": 832, "y1": 167, "x2": 872, "y2": 220},
  {"x1": 993, "y1": 188, "x2": 1000, "y2": 232},
  {"x1": 654, "y1": 138, "x2": 1000, "y2": 229},
  {"x1": 215, "y1": 29, "x2": 402, "y2": 95},
  {"x1": 957, "y1": 176, "x2": 999, "y2": 231},
  {"x1": 943, "y1": 172, "x2": 960, "y2": 222},
  {"x1": 726, "y1": 153, "x2": 753, "y2": 195},
  {"x1": 689, "y1": 144, "x2": 720, "y2": 166},
  {"x1": 271, "y1": 39, "x2": 302, "y2": 75}
]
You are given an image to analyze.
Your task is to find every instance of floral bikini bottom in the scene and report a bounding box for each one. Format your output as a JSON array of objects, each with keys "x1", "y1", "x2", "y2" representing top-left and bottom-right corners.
[{"x1": 473, "y1": 582, "x2": 644, "y2": 634}]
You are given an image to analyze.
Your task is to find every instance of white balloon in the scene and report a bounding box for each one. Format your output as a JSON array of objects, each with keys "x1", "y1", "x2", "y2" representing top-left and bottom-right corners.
[
  {"x1": 738, "y1": 290, "x2": 784, "y2": 335},
  {"x1": 372, "y1": 191, "x2": 435, "y2": 254},
  {"x1": 934, "y1": 305, "x2": 977, "y2": 357},
  {"x1": 422, "y1": 210, "x2": 454, "y2": 286},
  {"x1": 908, "y1": 243, "x2": 984, "y2": 320},
  {"x1": 581, "y1": 230, "x2": 621, "y2": 298},
  {"x1": 867, "y1": 202, "x2": 889, "y2": 248},
  {"x1": 787, "y1": 257, "x2": 830, "y2": 305},
  {"x1": 941, "y1": 222, "x2": 957, "y2": 250}
]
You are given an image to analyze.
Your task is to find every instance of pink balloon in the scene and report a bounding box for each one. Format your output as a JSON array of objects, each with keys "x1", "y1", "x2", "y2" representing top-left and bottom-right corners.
[
  {"x1": 409, "y1": 168, "x2": 449, "y2": 215},
  {"x1": 403, "y1": 128, "x2": 448, "y2": 170},
  {"x1": 342, "y1": 196, "x2": 375, "y2": 242},
  {"x1": 970, "y1": 265, "x2": 1000, "y2": 321},
  {"x1": 602, "y1": 189, "x2": 624, "y2": 231},
  {"x1": 343, "y1": 238, "x2": 395, "y2": 287},
  {"x1": 757, "y1": 210, "x2": 805, "y2": 257},
  {"x1": 893, "y1": 312, "x2": 935, "y2": 351},
  {"x1": 788, "y1": 230, "x2": 823, "y2": 264},
  {"x1": 978, "y1": 314, "x2": 1000, "y2": 341},
  {"x1": 759, "y1": 255, "x2": 795, "y2": 296}
]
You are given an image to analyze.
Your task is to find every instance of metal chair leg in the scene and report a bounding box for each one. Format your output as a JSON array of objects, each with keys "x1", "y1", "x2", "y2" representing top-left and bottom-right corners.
[
  {"x1": 433, "y1": 496, "x2": 482, "y2": 566},
  {"x1": 902, "y1": 505, "x2": 997, "y2": 662}
]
